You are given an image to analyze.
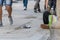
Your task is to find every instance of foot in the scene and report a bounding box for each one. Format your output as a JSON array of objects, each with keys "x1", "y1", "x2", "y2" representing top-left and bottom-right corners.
[
  {"x1": 24, "y1": 7, "x2": 27, "y2": 10},
  {"x1": 0, "y1": 22, "x2": 3, "y2": 27},
  {"x1": 34, "y1": 8, "x2": 37, "y2": 13},
  {"x1": 34, "y1": 9, "x2": 37, "y2": 13},
  {"x1": 8, "y1": 16, "x2": 13, "y2": 25},
  {"x1": 24, "y1": 8, "x2": 27, "y2": 10},
  {"x1": 38, "y1": 9, "x2": 41, "y2": 12}
]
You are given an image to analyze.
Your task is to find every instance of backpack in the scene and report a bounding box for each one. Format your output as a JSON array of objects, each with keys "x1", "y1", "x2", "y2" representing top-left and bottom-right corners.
[{"x1": 43, "y1": 11, "x2": 51, "y2": 24}]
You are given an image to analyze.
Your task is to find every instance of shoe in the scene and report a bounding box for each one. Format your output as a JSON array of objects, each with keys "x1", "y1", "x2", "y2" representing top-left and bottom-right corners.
[
  {"x1": 24, "y1": 7, "x2": 27, "y2": 10},
  {"x1": 9, "y1": 16, "x2": 13, "y2": 25},
  {"x1": 41, "y1": 24, "x2": 49, "y2": 29},
  {"x1": 38, "y1": 9, "x2": 41, "y2": 12},
  {"x1": 34, "y1": 9, "x2": 37, "y2": 13},
  {"x1": 24, "y1": 8, "x2": 27, "y2": 10},
  {"x1": 34, "y1": 8, "x2": 37, "y2": 13},
  {"x1": 34, "y1": 10, "x2": 37, "y2": 13},
  {"x1": 0, "y1": 21, "x2": 3, "y2": 27}
]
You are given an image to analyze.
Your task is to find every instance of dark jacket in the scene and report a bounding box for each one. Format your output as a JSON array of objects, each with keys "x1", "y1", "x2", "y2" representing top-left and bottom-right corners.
[{"x1": 43, "y1": 11, "x2": 51, "y2": 24}]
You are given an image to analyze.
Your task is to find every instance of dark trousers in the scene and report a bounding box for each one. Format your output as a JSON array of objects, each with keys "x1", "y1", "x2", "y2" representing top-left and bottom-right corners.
[
  {"x1": 34, "y1": 0, "x2": 40, "y2": 10},
  {"x1": 48, "y1": 0, "x2": 56, "y2": 11}
]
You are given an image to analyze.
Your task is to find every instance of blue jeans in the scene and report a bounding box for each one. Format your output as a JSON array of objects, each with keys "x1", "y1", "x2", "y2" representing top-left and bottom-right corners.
[
  {"x1": 23, "y1": 0, "x2": 28, "y2": 8},
  {"x1": 0, "y1": 0, "x2": 12, "y2": 6}
]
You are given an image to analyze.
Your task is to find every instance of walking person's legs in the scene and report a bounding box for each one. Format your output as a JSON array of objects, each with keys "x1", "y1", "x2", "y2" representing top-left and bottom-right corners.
[
  {"x1": 44, "y1": 0, "x2": 46, "y2": 9},
  {"x1": 0, "y1": 0, "x2": 13, "y2": 26},
  {"x1": 53, "y1": 0, "x2": 56, "y2": 15},
  {"x1": 34, "y1": 0, "x2": 40, "y2": 13},
  {"x1": 48, "y1": 0, "x2": 56, "y2": 15},
  {"x1": 5, "y1": 0, "x2": 13, "y2": 25},
  {"x1": 23, "y1": 0, "x2": 28, "y2": 10},
  {"x1": 34, "y1": 3, "x2": 38, "y2": 13},
  {"x1": 0, "y1": 6, "x2": 2, "y2": 26},
  {"x1": 53, "y1": 0, "x2": 56, "y2": 11},
  {"x1": 0, "y1": 0, "x2": 3, "y2": 26},
  {"x1": 44, "y1": 0, "x2": 49, "y2": 10},
  {"x1": 38, "y1": 3, "x2": 41, "y2": 12}
]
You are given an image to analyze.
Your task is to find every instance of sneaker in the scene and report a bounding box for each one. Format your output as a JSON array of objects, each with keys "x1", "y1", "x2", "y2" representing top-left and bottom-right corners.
[
  {"x1": 24, "y1": 8, "x2": 27, "y2": 10},
  {"x1": 9, "y1": 16, "x2": 13, "y2": 25},
  {"x1": 24, "y1": 7, "x2": 27, "y2": 10}
]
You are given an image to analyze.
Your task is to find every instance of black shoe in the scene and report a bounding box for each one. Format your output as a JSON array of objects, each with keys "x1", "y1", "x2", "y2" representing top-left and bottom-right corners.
[
  {"x1": 34, "y1": 8, "x2": 37, "y2": 13},
  {"x1": 34, "y1": 10, "x2": 37, "y2": 13},
  {"x1": 24, "y1": 8, "x2": 27, "y2": 10},
  {"x1": 38, "y1": 9, "x2": 41, "y2": 12},
  {"x1": 34, "y1": 9, "x2": 37, "y2": 13}
]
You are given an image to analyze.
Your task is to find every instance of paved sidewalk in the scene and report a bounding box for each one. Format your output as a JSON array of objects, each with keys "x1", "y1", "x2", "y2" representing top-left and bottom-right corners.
[{"x1": 0, "y1": 0, "x2": 50, "y2": 40}]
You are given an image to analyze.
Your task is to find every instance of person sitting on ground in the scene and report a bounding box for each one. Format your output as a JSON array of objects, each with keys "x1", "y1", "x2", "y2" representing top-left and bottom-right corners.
[{"x1": 41, "y1": 6, "x2": 51, "y2": 29}]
